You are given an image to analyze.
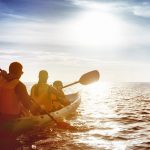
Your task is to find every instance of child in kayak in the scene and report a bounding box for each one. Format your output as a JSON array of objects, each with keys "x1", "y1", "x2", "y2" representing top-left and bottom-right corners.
[{"x1": 52, "y1": 80, "x2": 70, "y2": 107}]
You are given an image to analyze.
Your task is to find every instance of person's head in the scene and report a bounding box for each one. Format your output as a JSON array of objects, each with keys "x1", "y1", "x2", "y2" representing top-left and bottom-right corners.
[
  {"x1": 9, "y1": 62, "x2": 23, "y2": 79},
  {"x1": 53, "y1": 80, "x2": 63, "y2": 90},
  {"x1": 38, "y1": 70, "x2": 48, "y2": 83}
]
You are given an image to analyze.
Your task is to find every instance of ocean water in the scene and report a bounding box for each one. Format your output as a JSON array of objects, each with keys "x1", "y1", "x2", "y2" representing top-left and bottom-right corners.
[{"x1": 17, "y1": 82, "x2": 150, "y2": 150}]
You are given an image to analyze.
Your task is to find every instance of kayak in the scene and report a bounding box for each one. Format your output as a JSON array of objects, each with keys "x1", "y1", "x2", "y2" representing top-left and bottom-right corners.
[{"x1": 0, "y1": 92, "x2": 81, "y2": 134}]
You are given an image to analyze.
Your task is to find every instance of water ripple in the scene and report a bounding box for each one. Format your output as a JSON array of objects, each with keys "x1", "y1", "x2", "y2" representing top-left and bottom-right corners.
[{"x1": 17, "y1": 82, "x2": 150, "y2": 150}]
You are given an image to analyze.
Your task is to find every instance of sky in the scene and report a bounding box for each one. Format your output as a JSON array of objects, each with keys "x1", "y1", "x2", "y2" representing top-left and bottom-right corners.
[{"x1": 0, "y1": 0, "x2": 150, "y2": 82}]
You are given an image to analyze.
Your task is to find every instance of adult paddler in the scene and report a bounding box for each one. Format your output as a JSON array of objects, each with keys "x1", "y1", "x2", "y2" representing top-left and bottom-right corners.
[
  {"x1": 0, "y1": 62, "x2": 38, "y2": 121},
  {"x1": 31, "y1": 70, "x2": 64, "y2": 112},
  {"x1": 31, "y1": 70, "x2": 53, "y2": 111},
  {"x1": 0, "y1": 62, "x2": 39, "y2": 148}
]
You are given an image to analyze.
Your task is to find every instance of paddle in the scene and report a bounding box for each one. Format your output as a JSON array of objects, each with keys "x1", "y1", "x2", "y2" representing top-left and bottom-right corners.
[
  {"x1": 62, "y1": 70, "x2": 100, "y2": 88},
  {"x1": 31, "y1": 99, "x2": 76, "y2": 130}
]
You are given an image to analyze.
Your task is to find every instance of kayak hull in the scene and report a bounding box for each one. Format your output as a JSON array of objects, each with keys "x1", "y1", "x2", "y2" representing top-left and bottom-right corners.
[{"x1": 0, "y1": 92, "x2": 81, "y2": 134}]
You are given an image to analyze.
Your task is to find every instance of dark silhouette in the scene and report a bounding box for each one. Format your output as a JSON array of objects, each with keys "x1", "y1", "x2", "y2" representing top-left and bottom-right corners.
[
  {"x1": 53, "y1": 80, "x2": 70, "y2": 106},
  {"x1": 31, "y1": 71, "x2": 68, "y2": 112},
  {"x1": 0, "y1": 62, "x2": 40, "y2": 149},
  {"x1": 31, "y1": 70, "x2": 53, "y2": 111}
]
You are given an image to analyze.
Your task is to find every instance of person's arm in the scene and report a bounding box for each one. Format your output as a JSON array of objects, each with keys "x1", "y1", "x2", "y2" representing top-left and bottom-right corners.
[
  {"x1": 49, "y1": 86, "x2": 65, "y2": 97},
  {"x1": 15, "y1": 82, "x2": 45, "y2": 115},
  {"x1": 15, "y1": 82, "x2": 33, "y2": 109}
]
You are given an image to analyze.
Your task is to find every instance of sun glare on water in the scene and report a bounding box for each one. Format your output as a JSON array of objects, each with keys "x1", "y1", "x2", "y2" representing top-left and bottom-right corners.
[
  {"x1": 84, "y1": 81, "x2": 111, "y2": 97},
  {"x1": 82, "y1": 82, "x2": 113, "y2": 118},
  {"x1": 78, "y1": 82, "x2": 125, "y2": 149}
]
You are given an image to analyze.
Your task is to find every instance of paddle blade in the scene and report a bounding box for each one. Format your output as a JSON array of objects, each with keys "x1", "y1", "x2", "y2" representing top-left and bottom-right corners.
[{"x1": 79, "y1": 70, "x2": 100, "y2": 85}]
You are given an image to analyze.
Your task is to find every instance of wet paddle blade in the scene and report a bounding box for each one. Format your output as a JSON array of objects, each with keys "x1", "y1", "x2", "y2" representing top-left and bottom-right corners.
[
  {"x1": 79, "y1": 70, "x2": 100, "y2": 85},
  {"x1": 63, "y1": 70, "x2": 100, "y2": 88}
]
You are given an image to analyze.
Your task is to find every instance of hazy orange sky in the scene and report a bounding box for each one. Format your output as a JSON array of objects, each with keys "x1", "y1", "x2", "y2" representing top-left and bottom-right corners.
[{"x1": 0, "y1": 0, "x2": 150, "y2": 82}]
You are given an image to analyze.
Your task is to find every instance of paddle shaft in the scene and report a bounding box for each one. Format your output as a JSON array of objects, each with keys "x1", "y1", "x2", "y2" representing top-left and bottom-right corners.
[
  {"x1": 31, "y1": 98, "x2": 77, "y2": 130},
  {"x1": 31, "y1": 99, "x2": 58, "y2": 124},
  {"x1": 42, "y1": 109, "x2": 58, "y2": 124},
  {"x1": 62, "y1": 81, "x2": 79, "y2": 89},
  {"x1": 62, "y1": 70, "x2": 100, "y2": 89}
]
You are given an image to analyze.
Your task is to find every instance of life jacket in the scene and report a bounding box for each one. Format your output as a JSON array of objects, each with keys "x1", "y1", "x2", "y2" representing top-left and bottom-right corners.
[
  {"x1": 0, "y1": 76, "x2": 21, "y2": 115},
  {"x1": 50, "y1": 93, "x2": 57, "y2": 101},
  {"x1": 31, "y1": 83, "x2": 52, "y2": 111},
  {"x1": 49, "y1": 88, "x2": 66, "y2": 111}
]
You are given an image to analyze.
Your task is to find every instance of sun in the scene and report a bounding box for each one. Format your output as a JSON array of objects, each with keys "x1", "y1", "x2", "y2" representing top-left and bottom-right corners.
[{"x1": 67, "y1": 9, "x2": 123, "y2": 48}]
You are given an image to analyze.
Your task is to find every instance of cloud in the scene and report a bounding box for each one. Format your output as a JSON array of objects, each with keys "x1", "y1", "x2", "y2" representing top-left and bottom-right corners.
[
  {"x1": 133, "y1": 5, "x2": 150, "y2": 18},
  {"x1": 0, "y1": 0, "x2": 82, "y2": 22},
  {"x1": 1, "y1": 0, "x2": 150, "y2": 22},
  {"x1": 0, "y1": 47, "x2": 101, "y2": 69},
  {"x1": 120, "y1": 46, "x2": 150, "y2": 63},
  {"x1": 72, "y1": 0, "x2": 150, "y2": 21},
  {"x1": 0, "y1": 0, "x2": 150, "y2": 82}
]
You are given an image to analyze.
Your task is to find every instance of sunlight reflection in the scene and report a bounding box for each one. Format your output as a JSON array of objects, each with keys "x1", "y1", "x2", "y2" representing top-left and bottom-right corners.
[
  {"x1": 77, "y1": 82, "x2": 127, "y2": 150},
  {"x1": 81, "y1": 82, "x2": 115, "y2": 118},
  {"x1": 84, "y1": 81, "x2": 111, "y2": 96}
]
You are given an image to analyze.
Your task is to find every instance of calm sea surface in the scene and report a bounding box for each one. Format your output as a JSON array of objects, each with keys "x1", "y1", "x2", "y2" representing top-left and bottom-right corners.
[{"x1": 17, "y1": 82, "x2": 150, "y2": 150}]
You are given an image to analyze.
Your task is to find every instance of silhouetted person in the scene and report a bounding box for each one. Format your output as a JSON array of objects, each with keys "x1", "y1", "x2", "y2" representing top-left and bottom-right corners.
[
  {"x1": 0, "y1": 62, "x2": 39, "y2": 149},
  {"x1": 31, "y1": 71, "x2": 67, "y2": 112},
  {"x1": 31, "y1": 70, "x2": 53, "y2": 111},
  {"x1": 53, "y1": 80, "x2": 70, "y2": 106}
]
